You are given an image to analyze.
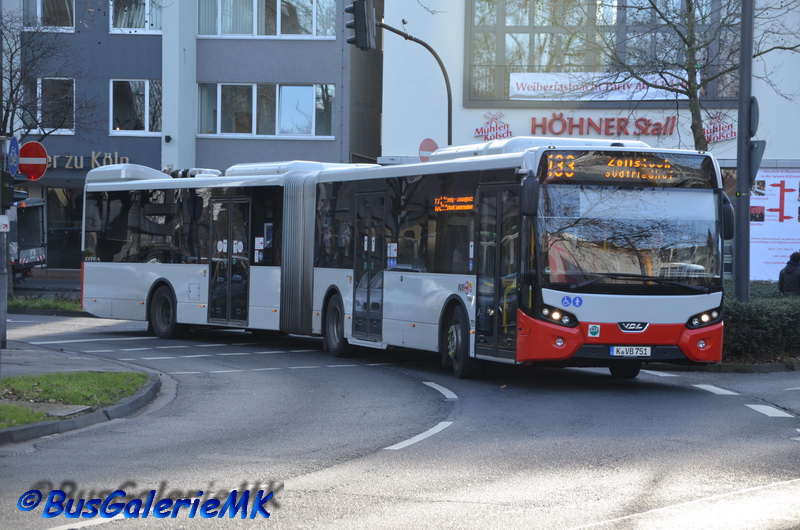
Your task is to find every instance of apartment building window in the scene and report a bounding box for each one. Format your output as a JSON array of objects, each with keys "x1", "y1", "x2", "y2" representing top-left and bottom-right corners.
[
  {"x1": 198, "y1": 83, "x2": 334, "y2": 137},
  {"x1": 466, "y1": 0, "x2": 736, "y2": 106},
  {"x1": 22, "y1": 78, "x2": 75, "y2": 133},
  {"x1": 23, "y1": 0, "x2": 74, "y2": 29},
  {"x1": 198, "y1": 0, "x2": 335, "y2": 37},
  {"x1": 111, "y1": 80, "x2": 162, "y2": 134},
  {"x1": 111, "y1": 0, "x2": 163, "y2": 32}
]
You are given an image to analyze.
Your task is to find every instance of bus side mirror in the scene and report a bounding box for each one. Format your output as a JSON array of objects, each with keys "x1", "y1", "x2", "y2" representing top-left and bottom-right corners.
[
  {"x1": 521, "y1": 174, "x2": 539, "y2": 216},
  {"x1": 722, "y1": 192, "x2": 734, "y2": 240}
]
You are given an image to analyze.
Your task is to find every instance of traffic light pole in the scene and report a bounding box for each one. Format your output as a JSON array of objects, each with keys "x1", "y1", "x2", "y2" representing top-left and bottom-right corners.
[
  {"x1": 734, "y1": 0, "x2": 755, "y2": 302},
  {"x1": 378, "y1": 22, "x2": 452, "y2": 146}
]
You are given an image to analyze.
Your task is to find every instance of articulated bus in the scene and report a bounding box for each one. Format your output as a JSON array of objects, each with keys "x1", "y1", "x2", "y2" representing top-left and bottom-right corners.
[{"x1": 82, "y1": 136, "x2": 733, "y2": 378}]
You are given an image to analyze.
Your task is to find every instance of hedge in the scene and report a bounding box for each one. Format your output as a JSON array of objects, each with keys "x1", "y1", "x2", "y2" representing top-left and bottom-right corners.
[{"x1": 723, "y1": 281, "x2": 800, "y2": 362}]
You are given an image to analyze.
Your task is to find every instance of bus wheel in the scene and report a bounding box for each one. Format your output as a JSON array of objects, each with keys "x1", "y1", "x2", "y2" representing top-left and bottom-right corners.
[
  {"x1": 324, "y1": 294, "x2": 352, "y2": 357},
  {"x1": 150, "y1": 285, "x2": 186, "y2": 339},
  {"x1": 609, "y1": 361, "x2": 642, "y2": 379},
  {"x1": 444, "y1": 305, "x2": 479, "y2": 379}
]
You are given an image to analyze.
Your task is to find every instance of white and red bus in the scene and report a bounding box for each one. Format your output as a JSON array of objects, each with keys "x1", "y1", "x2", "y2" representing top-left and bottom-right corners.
[{"x1": 82, "y1": 136, "x2": 733, "y2": 378}]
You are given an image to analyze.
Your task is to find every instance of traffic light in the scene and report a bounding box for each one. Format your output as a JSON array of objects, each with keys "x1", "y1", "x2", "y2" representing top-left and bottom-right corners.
[
  {"x1": 345, "y1": 0, "x2": 375, "y2": 51},
  {"x1": 1, "y1": 171, "x2": 14, "y2": 211}
]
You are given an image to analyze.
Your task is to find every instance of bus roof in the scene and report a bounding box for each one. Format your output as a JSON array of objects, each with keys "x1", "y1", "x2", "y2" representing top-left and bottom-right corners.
[
  {"x1": 86, "y1": 164, "x2": 223, "y2": 183},
  {"x1": 428, "y1": 136, "x2": 651, "y2": 162}
]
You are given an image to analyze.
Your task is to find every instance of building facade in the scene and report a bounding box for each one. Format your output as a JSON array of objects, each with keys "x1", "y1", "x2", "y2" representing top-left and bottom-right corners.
[
  {"x1": 2, "y1": 0, "x2": 382, "y2": 269},
  {"x1": 380, "y1": 0, "x2": 800, "y2": 280}
]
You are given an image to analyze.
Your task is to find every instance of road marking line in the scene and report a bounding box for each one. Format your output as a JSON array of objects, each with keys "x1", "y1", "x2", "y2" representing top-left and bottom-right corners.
[
  {"x1": 366, "y1": 362, "x2": 396, "y2": 366},
  {"x1": 209, "y1": 369, "x2": 245, "y2": 373},
  {"x1": 48, "y1": 512, "x2": 125, "y2": 529},
  {"x1": 569, "y1": 477, "x2": 800, "y2": 529},
  {"x1": 785, "y1": 387, "x2": 800, "y2": 391},
  {"x1": 168, "y1": 371, "x2": 202, "y2": 375},
  {"x1": 745, "y1": 404, "x2": 794, "y2": 418},
  {"x1": 31, "y1": 337, "x2": 153, "y2": 345},
  {"x1": 694, "y1": 384, "x2": 739, "y2": 395},
  {"x1": 82, "y1": 350, "x2": 115, "y2": 353},
  {"x1": 120, "y1": 347, "x2": 152, "y2": 351},
  {"x1": 197, "y1": 343, "x2": 226, "y2": 347},
  {"x1": 385, "y1": 421, "x2": 454, "y2": 450},
  {"x1": 253, "y1": 351, "x2": 281, "y2": 355},
  {"x1": 423, "y1": 381, "x2": 458, "y2": 400},
  {"x1": 217, "y1": 352, "x2": 250, "y2": 356},
  {"x1": 287, "y1": 366, "x2": 319, "y2": 369},
  {"x1": 118, "y1": 358, "x2": 135, "y2": 361},
  {"x1": 181, "y1": 354, "x2": 212, "y2": 358},
  {"x1": 288, "y1": 349, "x2": 316, "y2": 353},
  {"x1": 642, "y1": 370, "x2": 678, "y2": 377},
  {"x1": 252, "y1": 367, "x2": 282, "y2": 371},
  {"x1": 328, "y1": 364, "x2": 359, "y2": 368},
  {"x1": 140, "y1": 356, "x2": 175, "y2": 360},
  {"x1": 156, "y1": 345, "x2": 189, "y2": 349}
]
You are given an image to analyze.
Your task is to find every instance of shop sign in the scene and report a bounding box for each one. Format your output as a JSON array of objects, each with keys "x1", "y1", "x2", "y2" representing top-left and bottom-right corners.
[
  {"x1": 46, "y1": 151, "x2": 131, "y2": 170},
  {"x1": 510, "y1": 72, "x2": 689, "y2": 101},
  {"x1": 475, "y1": 112, "x2": 513, "y2": 141},
  {"x1": 703, "y1": 114, "x2": 737, "y2": 144},
  {"x1": 531, "y1": 113, "x2": 678, "y2": 137}
]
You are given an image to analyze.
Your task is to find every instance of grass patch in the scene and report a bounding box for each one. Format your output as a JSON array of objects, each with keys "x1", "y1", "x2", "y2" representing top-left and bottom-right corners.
[
  {"x1": 0, "y1": 403, "x2": 48, "y2": 429},
  {"x1": 8, "y1": 293, "x2": 81, "y2": 312},
  {"x1": 2, "y1": 371, "x2": 149, "y2": 408}
]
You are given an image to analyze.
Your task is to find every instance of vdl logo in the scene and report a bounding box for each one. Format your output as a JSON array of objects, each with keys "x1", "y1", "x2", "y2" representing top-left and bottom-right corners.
[
  {"x1": 561, "y1": 296, "x2": 583, "y2": 308},
  {"x1": 618, "y1": 322, "x2": 648, "y2": 332}
]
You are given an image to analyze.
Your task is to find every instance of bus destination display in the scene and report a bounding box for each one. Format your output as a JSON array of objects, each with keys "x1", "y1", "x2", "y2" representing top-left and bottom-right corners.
[{"x1": 541, "y1": 150, "x2": 714, "y2": 188}]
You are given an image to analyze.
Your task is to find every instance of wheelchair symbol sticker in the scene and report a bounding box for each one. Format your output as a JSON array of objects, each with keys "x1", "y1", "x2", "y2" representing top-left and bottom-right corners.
[{"x1": 562, "y1": 296, "x2": 583, "y2": 308}]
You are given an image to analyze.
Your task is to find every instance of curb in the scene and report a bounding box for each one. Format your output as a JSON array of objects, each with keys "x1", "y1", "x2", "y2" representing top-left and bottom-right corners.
[
  {"x1": 0, "y1": 373, "x2": 161, "y2": 445},
  {"x1": 8, "y1": 308, "x2": 93, "y2": 318}
]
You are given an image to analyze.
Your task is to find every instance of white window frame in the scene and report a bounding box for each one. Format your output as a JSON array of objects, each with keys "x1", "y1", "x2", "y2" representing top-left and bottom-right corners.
[
  {"x1": 109, "y1": 79, "x2": 162, "y2": 136},
  {"x1": 108, "y1": 0, "x2": 163, "y2": 35},
  {"x1": 197, "y1": 82, "x2": 335, "y2": 139},
  {"x1": 198, "y1": 0, "x2": 336, "y2": 39},
  {"x1": 27, "y1": 78, "x2": 76, "y2": 135},
  {"x1": 22, "y1": 0, "x2": 75, "y2": 32}
]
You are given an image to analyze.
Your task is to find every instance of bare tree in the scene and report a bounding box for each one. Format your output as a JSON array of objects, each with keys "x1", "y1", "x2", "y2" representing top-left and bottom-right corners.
[
  {"x1": 0, "y1": 9, "x2": 94, "y2": 142},
  {"x1": 562, "y1": 0, "x2": 800, "y2": 151}
]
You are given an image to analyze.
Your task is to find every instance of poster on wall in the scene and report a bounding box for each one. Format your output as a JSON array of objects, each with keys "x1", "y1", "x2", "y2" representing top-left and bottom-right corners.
[{"x1": 750, "y1": 168, "x2": 800, "y2": 280}]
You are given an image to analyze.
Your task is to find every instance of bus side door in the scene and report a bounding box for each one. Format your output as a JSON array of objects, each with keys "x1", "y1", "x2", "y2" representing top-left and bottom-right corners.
[
  {"x1": 209, "y1": 199, "x2": 250, "y2": 325},
  {"x1": 353, "y1": 192, "x2": 385, "y2": 341},
  {"x1": 475, "y1": 186, "x2": 519, "y2": 360}
]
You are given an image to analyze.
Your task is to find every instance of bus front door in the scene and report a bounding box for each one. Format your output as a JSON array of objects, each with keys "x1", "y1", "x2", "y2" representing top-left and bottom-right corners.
[
  {"x1": 353, "y1": 193, "x2": 384, "y2": 341},
  {"x1": 476, "y1": 187, "x2": 519, "y2": 360},
  {"x1": 209, "y1": 199, "x2": 250, "y2": 325}
]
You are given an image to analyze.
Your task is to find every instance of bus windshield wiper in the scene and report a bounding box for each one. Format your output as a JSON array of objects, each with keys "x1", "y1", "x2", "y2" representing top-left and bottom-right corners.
[{"x1": 570, "y1": 273, "x2": 710, "y2": 292}]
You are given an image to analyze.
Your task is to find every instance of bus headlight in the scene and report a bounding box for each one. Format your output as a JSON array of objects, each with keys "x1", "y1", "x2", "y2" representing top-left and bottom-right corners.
[
  {"x1": 686, "y1": 307, "x2": 722, "y2": 329},
  {"x1": 539, "y1": 305, "x2": 579, "y2": 328}
]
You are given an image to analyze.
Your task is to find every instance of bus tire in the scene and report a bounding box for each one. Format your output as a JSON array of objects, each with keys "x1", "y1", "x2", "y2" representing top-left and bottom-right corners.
[
  {"x1": 443, "y1": 304, "x2": 480, "y2": 379},
  {"x1": 150, "y1": 285, "x2": 187, "y2": 339},
  {"x1": 324, "y1": 293, "x2": 352, "y2": 357},
  {"x1": 609, "y1": 361, "x2": 641, "y2": 379}
]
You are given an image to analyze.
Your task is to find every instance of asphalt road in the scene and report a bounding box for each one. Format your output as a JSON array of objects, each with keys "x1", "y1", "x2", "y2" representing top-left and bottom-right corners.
[{"x1": 2, "y1": 315, "x2": 799, "y2": 529}]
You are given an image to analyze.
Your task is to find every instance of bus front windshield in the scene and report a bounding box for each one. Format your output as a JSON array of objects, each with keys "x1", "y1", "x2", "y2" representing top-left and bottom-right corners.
[{"x1": 536, "y1": 186, "x2": 722, "y2": 293}]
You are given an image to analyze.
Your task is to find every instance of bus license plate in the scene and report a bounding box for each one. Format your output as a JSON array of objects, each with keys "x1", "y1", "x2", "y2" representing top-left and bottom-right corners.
[{"x1": 610, "y1": 346, "x2": 651, "y2": 357}]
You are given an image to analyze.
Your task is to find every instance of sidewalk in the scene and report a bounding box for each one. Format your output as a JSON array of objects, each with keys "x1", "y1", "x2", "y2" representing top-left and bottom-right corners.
[{"x1": 0, "y1": 340, "x2": 160, "y2": 445}]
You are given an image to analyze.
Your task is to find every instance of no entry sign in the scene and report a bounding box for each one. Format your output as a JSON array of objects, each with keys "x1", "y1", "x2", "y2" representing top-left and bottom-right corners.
[
  {"x1": 419, "y1": 138, "x2": 439, "y2": 162},
  {"x1": 19, "y1": 141, "x2": 48, "y2": 181}
]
